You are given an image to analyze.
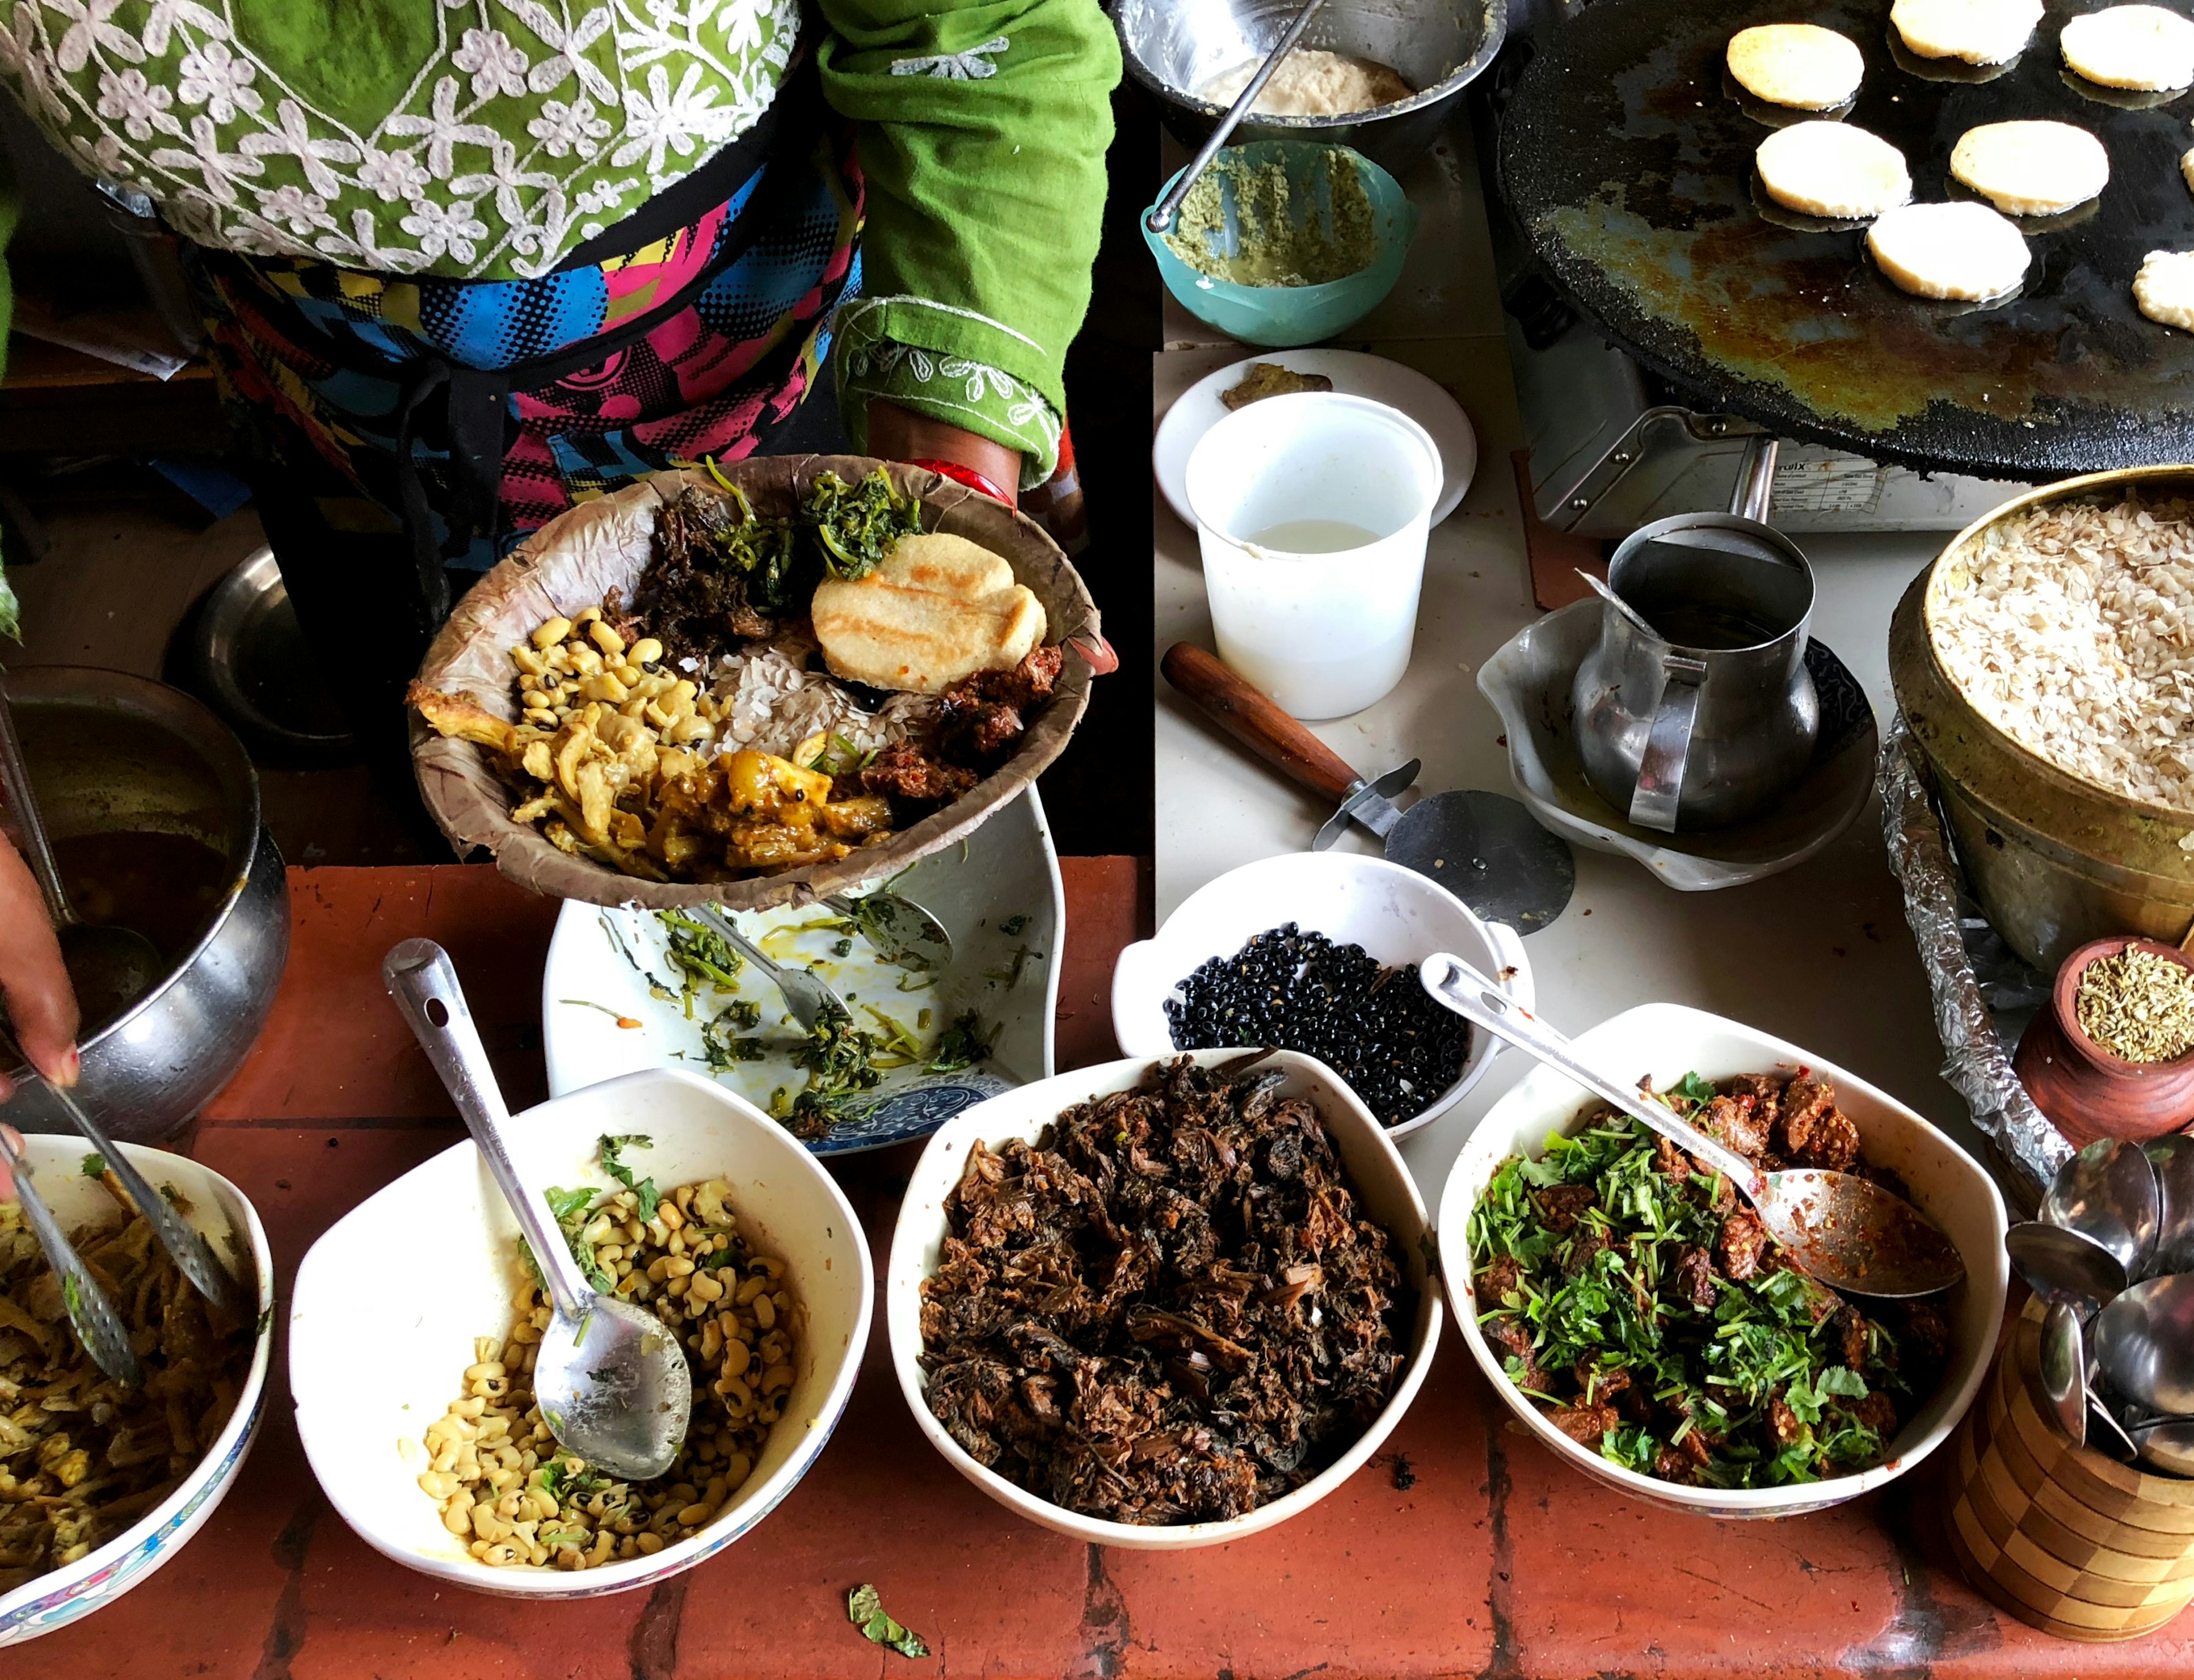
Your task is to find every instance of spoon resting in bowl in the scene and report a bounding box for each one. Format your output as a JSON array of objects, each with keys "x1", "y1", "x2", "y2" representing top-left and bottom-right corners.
[
  {"x1": 383, "y1": 939, "x2": 692, "y2": 1481},
  {"x1": 1417, "y1": 953, "x2": 1965, "y2": 1299}
]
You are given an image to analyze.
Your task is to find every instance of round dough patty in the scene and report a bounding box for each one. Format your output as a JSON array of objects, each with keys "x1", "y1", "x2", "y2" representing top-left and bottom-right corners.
[
  {"x1": 1949, "y1": 119, "x2": 2109, "y2": 214},
  {"x1": 1892, "y1": 0, "x2": 2044, "y2": 62},
  {"x1": 1727, "y1": 24, "x2": 1865, "y2": 108},
  {"x1": 1868, "y1": 201, "x2": 2029, "y2": 299},
  {"x1": 2135, "y1": 250, "x2": 2194, "y2": 327},
  {"x1": 1755, "y1": 121, "x2": 1912, "y2": 218},
  {"x1": 2061, "y1": 5, "x2": 2194, "y2": 90}
]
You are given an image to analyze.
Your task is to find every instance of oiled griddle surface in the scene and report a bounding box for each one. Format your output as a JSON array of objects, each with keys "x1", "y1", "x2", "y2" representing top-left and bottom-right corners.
[{"x1": 1502, "y1": 0, "x2": 2194, "y2": 478}]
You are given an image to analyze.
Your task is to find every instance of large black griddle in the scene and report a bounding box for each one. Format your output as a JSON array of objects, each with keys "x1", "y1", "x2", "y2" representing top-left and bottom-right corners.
[{"x1": 1500, "y1": 0, "x2": 2194, "y2": 479}]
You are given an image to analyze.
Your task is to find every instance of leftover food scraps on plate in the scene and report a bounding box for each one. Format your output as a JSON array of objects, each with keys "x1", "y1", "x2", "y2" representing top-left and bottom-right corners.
[
  {"x1": 409, "y1": 469, "x2": 1064, "y2": 885},
  {"x1": 0, "y1": 1167, "x2": 254, "y2": 1592},
  {"x1": 1468, "y1": 1070, "x2": 1952, "y2": 1489},
  {"x1": 918, "y1": 1056, "x2": 1412, "y2": 1524},
  {"x1": 1219, "y1": 362, "x2": 1336, "y2": 410},
  {"x1": 1931, "y1": 492, "x2": 2194, "y2": 808},
  {"x1": 1162, "y1": 923, "x2": 1470, "y2": 1127},
  {"x1": 409, "y1": 1143, "x2": 798, "y2": 1572}
]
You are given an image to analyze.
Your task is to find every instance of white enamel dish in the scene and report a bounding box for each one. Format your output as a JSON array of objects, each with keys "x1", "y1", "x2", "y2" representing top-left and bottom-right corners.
[
  {"x1": 1438, "y1": 1001, "x2": 2008, "y2": 1519},
  {"x1": 1155, "y1": 349, "x2": 1478, "y2": 531},
  {"x1": 542, "y1": 786, "x2": 1064, "y2": 1154},
  {"x1": 289, "y1": 1067, "x2": 871, "y2": 1597},
  {"x1": 1111, "y1": 850, "x2": 1531, "y2": 1138},
  {"x1": 0, "y1": 1139, "x2": 273, "y2": 1646},
  {"x1": 888, "y1": 1049, "x2": 1442, "y2": 1549}
]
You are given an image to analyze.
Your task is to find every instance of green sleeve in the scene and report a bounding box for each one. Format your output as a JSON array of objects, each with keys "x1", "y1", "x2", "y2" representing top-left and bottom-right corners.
[{"x1": 817, "y1": 0, "x2": 1120, "y2": 435}]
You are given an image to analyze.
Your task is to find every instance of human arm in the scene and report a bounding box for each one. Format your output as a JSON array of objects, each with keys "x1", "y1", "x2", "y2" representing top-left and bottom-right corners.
[
  {"x1": 818, "y1": 0, "x2": 1119, "y2": 490},
  {"x1": 0, "y1": 832, "x2": 77, "y2": 1111}
]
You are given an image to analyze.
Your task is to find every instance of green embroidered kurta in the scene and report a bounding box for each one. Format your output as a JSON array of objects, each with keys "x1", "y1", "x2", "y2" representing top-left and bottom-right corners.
[{"x1": 0, "y1": 0, "x2": 1118, "y2": 483}]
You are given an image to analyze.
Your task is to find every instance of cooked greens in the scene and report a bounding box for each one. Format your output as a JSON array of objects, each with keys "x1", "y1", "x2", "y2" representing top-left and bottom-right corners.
[
  {"x1": 598, "y1": 1133, "x2": 660, "y2": 1223},
  {"x1": 805, "y1": 467, "x2": 923, "y2": 581},
  {"x1": 1468, "y1": 1073, "x2": 1950, "y2": 1490}
]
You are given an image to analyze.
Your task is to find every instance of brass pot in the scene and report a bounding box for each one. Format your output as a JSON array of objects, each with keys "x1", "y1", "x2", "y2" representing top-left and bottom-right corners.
[{"x1": 1889, "y1": 465, "x2": 2194, "y2": 974}]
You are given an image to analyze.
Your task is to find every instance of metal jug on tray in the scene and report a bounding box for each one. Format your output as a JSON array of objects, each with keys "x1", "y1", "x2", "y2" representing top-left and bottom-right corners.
[{"x1": 1572, "y1": 439, "x2": 1820, "y2": 833}]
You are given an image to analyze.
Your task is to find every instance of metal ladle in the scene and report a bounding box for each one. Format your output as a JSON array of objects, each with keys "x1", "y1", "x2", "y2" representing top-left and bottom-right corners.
[
  {"x1": 0, "y1": 1126, "x2": 142, "y2": 1385},
  {"x1": 2005, "y1": 1219, "x2": 2128, "y2": 1312},
  {"x1": 2039, "y1": 1298, "x2": 2089, "y2": 1447},
  {"x1": 2093, "y1": 1273, "x2": 2194, "y2": 1417},
  {"x1": 2144, "y1": 1133, "x2": 2194, "y2": 1276},
  {"x1": 384, "y1": 939, "x2": 692, "y2": 1481},
  {"x1": 1417, "y1": 952, "x2": 1967, "y2": 1298},
  {"x1": 1144, "y1": 0, "x2": 1331, "y2": 234},
  {"x1": 2043, "y1": 1137, "x2": 2160, "y2": 1283},
  {"x1": 2088, "y1": 1394, "x2": 2142, "y2": 1465},
  {"x1": 820, "y1": 889, "x2": 952, "y2": 972},
  {"x1": 690, "y1": 905, "x2": 849, "y2": 1034},
  {"x1": 2131, "y1": 1418, "x2": 2194, "y2": 1478},
  {"x1": 0, "y1": 685, "x2": 165, "y2": 1031}
]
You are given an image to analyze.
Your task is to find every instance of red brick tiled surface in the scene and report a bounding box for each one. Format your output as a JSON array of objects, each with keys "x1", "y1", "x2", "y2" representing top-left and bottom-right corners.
[{"x1": 26, "y1": 862, "x2": 2193, "y2": 1677}]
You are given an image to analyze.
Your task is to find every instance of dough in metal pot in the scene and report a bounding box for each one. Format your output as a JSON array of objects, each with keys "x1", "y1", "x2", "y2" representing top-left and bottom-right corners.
[
  {"x1": 1756, "y1": 121, "x2": 1912, "y2": 218},
  {"x1": 1867, "y1": 201, "x2": 2029, "y2": 299},
  {"x1": 1949, "y1": 120, "x2": 2109, "y2": 215},
  {"x1": 2061, "y1": 5, "x2": 2194, "y2": 90},
  {"x1": 1726, "y1": 24, "x2": 1865, "y2": 108}
]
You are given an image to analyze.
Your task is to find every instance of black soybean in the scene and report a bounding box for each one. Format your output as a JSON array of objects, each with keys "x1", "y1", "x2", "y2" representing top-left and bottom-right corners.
[{"x1": 1163, "y1": 923, "x2": 1470, "y2": 1128}]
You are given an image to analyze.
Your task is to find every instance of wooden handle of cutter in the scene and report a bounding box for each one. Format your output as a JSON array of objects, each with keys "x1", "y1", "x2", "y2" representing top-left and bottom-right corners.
[{"x1": 1161, "y1": 642, "x2": 1363, "y2": 805}]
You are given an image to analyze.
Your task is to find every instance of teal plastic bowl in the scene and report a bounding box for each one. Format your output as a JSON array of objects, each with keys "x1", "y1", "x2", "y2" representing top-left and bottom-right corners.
[{"x1": 1144, "y1": 142, "x2": 1421, "y2": 348}]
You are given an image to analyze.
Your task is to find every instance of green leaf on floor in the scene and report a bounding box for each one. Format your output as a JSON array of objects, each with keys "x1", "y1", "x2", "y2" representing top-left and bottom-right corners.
[{"x1": 847, "y1": 1583, "x2": 930, "y2": 1659}]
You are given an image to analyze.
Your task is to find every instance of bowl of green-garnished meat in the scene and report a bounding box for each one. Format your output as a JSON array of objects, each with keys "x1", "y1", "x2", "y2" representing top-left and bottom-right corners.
[{"x1": 1438, "y1": 1002, "x2": 2008, "y2": 1519}]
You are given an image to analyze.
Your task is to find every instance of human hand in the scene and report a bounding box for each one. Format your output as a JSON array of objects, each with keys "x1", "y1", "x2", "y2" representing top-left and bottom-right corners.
[
  {"x1": 864, "y1": 399, "x2": 1021, "y2": 509},
  {"x1": 0, "y1": 1125, "x2": 20, "y2": 1201},
  {"x1": 0, "y1": 831, "x2": 77, "y2": 1106}
]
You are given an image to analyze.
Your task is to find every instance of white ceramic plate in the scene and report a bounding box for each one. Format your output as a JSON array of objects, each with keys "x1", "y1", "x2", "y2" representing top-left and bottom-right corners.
[
  {"x1": 541, "y1": 787, "x2": 1064, "y2": 1154},
  {"x1": 1478, "y1": 601, "x2": 1879, "y2": 891},
  {"x1": 0, "y1": 1140, "x2": 273, "y2": 1646},
  {"x1": 1110, "y1": 851, "x2": 1530, "y2": 1138},
  {"x1": 1438, "y1": 1002, "x2": 2008, "y2": 1520},
  {"x1": 290, "y1": 1067, "x2": 872, "y2": 1598},
  {"x1": 888, "y1": 1049, "x2": 1442, "y2": 1548},
  {"x1": 1155, "y1": 350, "x2": 1478, "y2": 530}
]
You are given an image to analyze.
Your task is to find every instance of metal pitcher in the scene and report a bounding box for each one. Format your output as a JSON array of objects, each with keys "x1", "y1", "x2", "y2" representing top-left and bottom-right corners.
[{"x1": 1572, "y1": 440, "x2": 1819, "y2": 833}]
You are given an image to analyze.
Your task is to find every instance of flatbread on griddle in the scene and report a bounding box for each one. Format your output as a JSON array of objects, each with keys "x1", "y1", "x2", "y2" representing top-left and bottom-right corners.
[
  {"x1": 2136, "y1": 249, "x2": 2194, "y2": 327},
  {"x1": 1867, "y1": 201, "x2": 2029, "y2": 299},
  {"x1": 1755, "y1": 121, "x2": 1912, "y2": 218},
  {"x1": 2061, "y1": 5, "x2": 2194, "y2": 90},
  {"x1": 1891, "y1": 0, "x2": 2043, "y2": 63},
  {"x1": 1949, "y1": 119, "x2": 2109, "y2": 215},
  {"x1": 1727, "y1": 24, "x2": 1865, "y2": 108}
]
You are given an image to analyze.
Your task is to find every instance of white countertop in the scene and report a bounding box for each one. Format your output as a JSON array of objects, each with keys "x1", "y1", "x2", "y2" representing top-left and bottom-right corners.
[{"x1": 1150, "y1": 125, "x2": 2011, "y2": 1221}]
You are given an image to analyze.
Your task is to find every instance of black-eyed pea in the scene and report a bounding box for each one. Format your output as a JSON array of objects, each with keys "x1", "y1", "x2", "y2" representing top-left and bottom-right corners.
[
  {"x1": 631, "y1": 637, "x2": 664, "y2": 666},
  {"x1": 574, "y1": 605, "x2": 602, "y2": 628},
  {"x1": 532, "y1": 618, "x2": 572, "y2": 649},
  {"x1": 698, "y1": 1320, "x2": 724, "y2": 1363},
  {"x1": 734, "y1": 1274, "x2": 766, "y2": 1306},
  {"x1": 623, "y1": 1217, "x2": 645, "y2": 1243},
  {"x1": 571, "y1": 643, "x2": 603, "y2": 675},
  {"x1": 588, "y1": 621, "x2": 624, "y2": 658},
  {"x1": 659, "y1": 1201, "x2": 686, "y2": 1232},
  {"x1": 721, "y1": 1335, "x2": 751, "y2": 1377},
  {"x1": 646, "y1": 1255, "x2": 672, "y2": 1283},
  {"x1": 752, "y1": 1293, "x2": 776, "y2": 1330},
  {"x1": 762, "y1": 1362, "x2": 793, "y2": 1393},
  {"x1": 635, "y1": 1531, "x2": 666, "y2": 1555},
  {"x1": 724, "y1": 1451, "x2": 753, "y2": 1489},
  {"x1": 666, "y1": 1275, "x2": 689, "y2": 1298},
  {"x1": 676, "y1": 1501, "x2": 712, "y2": 1526}
]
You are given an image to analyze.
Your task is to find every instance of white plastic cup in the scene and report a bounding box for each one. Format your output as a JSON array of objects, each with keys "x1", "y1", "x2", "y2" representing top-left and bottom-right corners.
[{"x1": 1184, "y1": 391, "x2": 1442, "y2": 719}]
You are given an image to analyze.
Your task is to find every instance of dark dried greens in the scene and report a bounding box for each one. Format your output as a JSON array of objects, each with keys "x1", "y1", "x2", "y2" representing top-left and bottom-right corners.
[
  {"x1": 630, "y1": 486, "x2": 791, "y2": 655},
  {"x1": 918, "y1": 1056, "x2": 1411, "y2": 1525}
]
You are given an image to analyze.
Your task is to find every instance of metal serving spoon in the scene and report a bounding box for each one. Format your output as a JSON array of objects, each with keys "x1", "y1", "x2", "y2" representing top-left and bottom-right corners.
[
  {"x1": 0, "y1": 684, "x2": 165, "y2": 1030},
  {"x1": 2089, "y1": 1393, "x2": 2143, "y2": 1465},
  {"x1": 2131, "y1": 1417, "x2": 2194, "y2": 1479},
  {"x1": 2005, "y1": 1219, "x2": 2128, "y2": 1312},
  {"x1": 384, "y1": 939, "x2": 691, "y2": 1481},
  {"x1": 690, "y1": 905, "x2": 848, "y2": 1034},
  {"x1": 2092, "y1": 1273, "x2": 2194, "y2": 1418},
  {"x1": 2039, "y1": 1297, "x2": 2089, "y2": 1446},
  {"x1": 1144, "y1": 0, "x2": 1331, "y2": 234},
  {"x1": 2144, "y1": 1133, "x2": 2194, "y2": 1276},
  {"x1": 820, "y1": 889, "x2": 952, "y2": 971},
  {"x1": 0, "y1": 1126, "x2": 142, "y2": 1385},
  {"x1": 2043, "y1": 1137, "x2": 2160, "y2": 1283},
  {"x1": 0, "y1": 1025, "x2": 249, "y2": 1316},
  {"x1": 1418, "y1": 953, "x2": 1967, "y2": 1298}
]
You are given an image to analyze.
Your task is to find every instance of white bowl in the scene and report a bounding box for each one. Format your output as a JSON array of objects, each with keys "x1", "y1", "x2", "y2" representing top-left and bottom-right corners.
[
  {"x1": 1, "y1": 1139, "x2": 274, "y2": 1646},
  {"x1": 888, "y1": 1049, "x2": 1442, "y2": 1549},
  {"x1": 1438, "y1": 1001, "x2": 2009, "y2": 1520},
  {"x1": 1111, "y1": 852, "x2": 1531, "y2": 1137},
  {"x1": 289, "y1": 1067, "x2": 872, "y2": 1597}
]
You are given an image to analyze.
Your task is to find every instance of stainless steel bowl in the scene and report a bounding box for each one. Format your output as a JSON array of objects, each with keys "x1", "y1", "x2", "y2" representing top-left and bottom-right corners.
[
  {"x1": 1116, "y1": 0, "x2": 1506, "y2": 174},
  {"x1": 2, "y1": 666, "x2": 290, "y2": 1142},
  {"x1": 184, "y1": 546, "x2": 355, "y2": 766}
]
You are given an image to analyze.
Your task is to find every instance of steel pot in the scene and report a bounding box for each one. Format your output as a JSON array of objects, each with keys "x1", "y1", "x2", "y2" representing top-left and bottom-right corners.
[
  {"x1": 1889, "y1": 466, "x2": 2194, "y2": 975},
  {"x1": 1, "y1": 666, "x2": 289, "y2": 1142}
]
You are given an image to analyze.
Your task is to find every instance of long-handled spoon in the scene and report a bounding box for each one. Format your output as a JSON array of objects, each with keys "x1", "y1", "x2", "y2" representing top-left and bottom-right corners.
[
  {"x1": 820, "y1": 889, "x2": 952, "y2": 971},
  {"x1": 0, "y1": 1025, "x2": 248, "y2": 1315},
  {"x1": 1144, "y1": 0, "x2": 1331, "y2": 234},
  {"x1": 2039, "y1": 1298, "x2": 2089, "y2": 1446},
  {"x1": 2144, "y1": 1133, "x2": 2194, "y2": 1275},
  {"x1": 2088, "y1": 1393, "x2": 2142, "y2": 1465},
  {"x1": 384, "y1": 939, "x2": 691, "y2": 1480},
  {"x1": 2005, "y1": 1219, "x2": 2127, "y2": 1312},
  {"x1": 2092, "y1": 1273, "x2": 2194, "y2": 1417},
  {"x1": 2131, "y1": 1418, "x2": 2194, "y2": 1478},
  {"x1": 0, "y1": 685, "x2": 165, "y2": 1030},
  {"x1": 691, "y1": 905, "x2": 848, "y2": 1033},
  {"x1": 2043, "y1": 1138, "x2": 2160, "y2": 1283},
  {"x1": 0, "y1": 1127, "x2": 142, "y2": 1385},
  {"x1": 1418, "y1": 953, "x2": 1967, "y2": 1298}
]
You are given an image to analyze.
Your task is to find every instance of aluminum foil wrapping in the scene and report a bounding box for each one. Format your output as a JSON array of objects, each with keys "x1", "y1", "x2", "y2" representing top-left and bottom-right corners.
[{"x1": 1880, "y1": 717, "x2": 2069, "y2": 1203}]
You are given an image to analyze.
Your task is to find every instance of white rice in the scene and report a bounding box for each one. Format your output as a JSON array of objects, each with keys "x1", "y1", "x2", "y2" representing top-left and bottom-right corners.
[
  {"x1": 1933, "y1": 494, "x2": 2194, "y2": 811},
  {"x1": 703, "y1": 631, "x2": 938, "y2": 761}
]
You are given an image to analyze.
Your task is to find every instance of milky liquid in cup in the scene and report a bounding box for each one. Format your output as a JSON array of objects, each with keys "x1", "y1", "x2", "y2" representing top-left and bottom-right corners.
[{"x1": 1246, "y1": 519, "x2": 1382, "y2": 554}]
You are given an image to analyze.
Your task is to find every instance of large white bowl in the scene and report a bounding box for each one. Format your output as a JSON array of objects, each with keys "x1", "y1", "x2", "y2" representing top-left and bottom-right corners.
[
  {"x1": 1438, "y1": 1002, "x2": 2009, "y2": 1520},
  {"x1": 888, "y1": 1049, "x2": 1442, "y2": 1549},
  {"x1": 1, "y1": 1138, "x2": 274, "y2": 1646},
  {"x1": 1112, "y1": 852, "x2": 1531, "y2": 1138},
  {"x1": 290, "y1": 1067, "x2": 871, "y2": 1597}
]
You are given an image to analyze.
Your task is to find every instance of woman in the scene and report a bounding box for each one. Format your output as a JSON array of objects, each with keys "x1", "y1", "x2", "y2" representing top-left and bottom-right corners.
[
  {"x1": 0, "y1": 831, "x2": 70, "y2": 1193},
  {"x1": 0, "y1": 0, "x2": 1119, "y2": 1103}
]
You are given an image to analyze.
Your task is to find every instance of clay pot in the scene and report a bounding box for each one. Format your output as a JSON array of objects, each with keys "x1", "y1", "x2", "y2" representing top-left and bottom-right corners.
[{"x1": 2014, "y1": 937, "x2": 2194, "y2": 1148}]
